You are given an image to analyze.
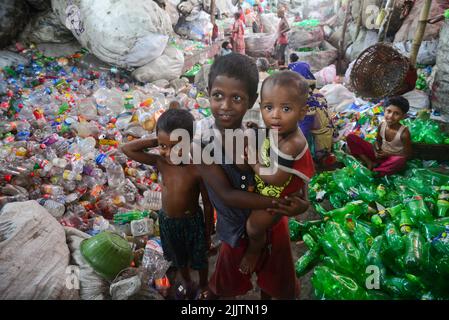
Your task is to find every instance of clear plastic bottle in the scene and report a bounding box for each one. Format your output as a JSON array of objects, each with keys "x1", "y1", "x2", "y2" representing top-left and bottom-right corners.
[
  {"x1": 0, "y1": 121, "x2": 17, "y2": 134},
  {"x1": 38, "y1": 198, "x2": 66, "y2": 218},
  {"x1": 106, "y1": 161, "x2": 126, "y2": 189},
  {"x1": 41, "y1": 184, "x2": 64, "y2": 196},
  {"x1": 77, "y1": 97, "x2": 98, "y2": 120}
]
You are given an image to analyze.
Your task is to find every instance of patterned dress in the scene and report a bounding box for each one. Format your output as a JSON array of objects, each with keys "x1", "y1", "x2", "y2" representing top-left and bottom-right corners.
[{"x1": 231, "y1": 19, "x2": 245, "y2": 55}]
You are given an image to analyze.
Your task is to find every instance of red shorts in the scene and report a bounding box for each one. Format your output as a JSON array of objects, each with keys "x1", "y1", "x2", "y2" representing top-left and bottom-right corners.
[{"x1": 208, "y1": 216, "x2": 299, "y2": 299}]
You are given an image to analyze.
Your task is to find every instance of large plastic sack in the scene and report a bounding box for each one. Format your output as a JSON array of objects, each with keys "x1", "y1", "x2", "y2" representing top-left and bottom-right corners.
[
  {"x1": 177, "y1": 0, "x2": 201, "y2": 17},
  {"x1": 289, "y1": 25, "x2": 325, "y2": 50},
  {"x1": 194, "y1": 63, "x2": 212, "y2": 92},
  {"x1": 394, "y1": 40, "x2": 439, "y2": 66},
  {"x1": 314, "y1": 64, "x2": 337, "y2": 88},
  {"x1": 402, "y1": 89, "x2": 430, "y2": 113},
  {"x1": 394, "y1": 0, "x2": 449, "y2": 42},
  {"x1": 245, "y1": 33, "x2": 276, "y2": 58},
  {"x1": 132, "y1": 45, "x2": 184, "y2": 83},
  {"x1": 175, "y1": 11, "x2": 213, "y2": 41},
  {"x1": 26, "y1": 0, "x2": 51, "y2": 11},
  {"x1": 432, "y1": 21, "x2": 449, "y2": 117},
  {"x1": 19, "y1": 10, "x2": 74, "y2": 44},
  {"x1": 166, "y1": 0, "x2": 180, "y2": 26},
  {"x1": 0, "y1": 0, "x2": 30, "y2": 49},
  {"x1": 345, "y1": 29, "x2": 378, "y2": 63},
  {"x1": 289, "y1": 41, "x2": 338, "y2": 73},
  {"x1": 319, "y1": 83, "x2": 355, "y2": 112},
  {"x1": 351, "y1": 0, "x2": 382, "y2": 29},
  {"x1": 52, "y1": 0, "x2": 173, "y2": 68},
  {"x1": 328, "y1": 23, "x2": 357, "y2": 50},
  {"x1": 214, "y1": 0, "x2": 236, "y2": 15},
  {"x1": 0, "y1": 200, "x2": 78, "y2": 299},
  {"x1": 0, "y1": 50, "x2": 29, "y2": 69},
  {"x1": 260, "y1": 13, "x2": 280, "y2": 35}
]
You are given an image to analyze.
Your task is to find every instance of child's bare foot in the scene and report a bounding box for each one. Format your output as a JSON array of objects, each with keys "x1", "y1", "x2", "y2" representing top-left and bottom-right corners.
[{"x1": 239, "y1": 251, "x2": 260, "y2": 275}]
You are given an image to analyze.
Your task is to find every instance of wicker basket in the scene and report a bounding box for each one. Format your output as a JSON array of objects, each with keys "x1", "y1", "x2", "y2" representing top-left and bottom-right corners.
[{"x1": 349, "y1": 43, "x2": 410, "y2": 99}]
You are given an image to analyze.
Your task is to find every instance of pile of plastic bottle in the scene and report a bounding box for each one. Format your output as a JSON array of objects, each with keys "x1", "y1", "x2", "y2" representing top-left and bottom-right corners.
[
  {"x1": 0, "y1": 45, "x2": 212, "y2": 237},
  {"x1": 290, "y1": 149, "x2": 449, "y2": 299}
]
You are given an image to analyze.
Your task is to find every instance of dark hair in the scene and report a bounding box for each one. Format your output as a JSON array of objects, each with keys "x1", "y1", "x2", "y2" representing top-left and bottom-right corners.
[
  {"x1": 385, "y1": 96, "x2": 410, "y2": 114},
  {"x1": 261, "y1": 70, "x2": 309, "y2": 101},
  {"x1": 234, "y1": 12, "x2": 241, "y2": 19},
  {"x1": 256, "y1": 58, "x2": 269, "y2": 72},
  {"x1": 289, "y1": 53, "x2": 299, "y2": 62},
  {"x1": 221, "y1": 41, "x2": 230, "y2": 49},
  {"x1": 208, "y1": 53, "x2": 259, "y2": 103},
  {"x1": 156, "y1": 109, "x2": 194, "y2": 139}
]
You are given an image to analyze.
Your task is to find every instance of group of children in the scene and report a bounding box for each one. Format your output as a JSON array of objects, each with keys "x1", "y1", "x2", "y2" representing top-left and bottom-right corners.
[{"x1": 121, "y1": 53, "x2": 413, "y2": 300}]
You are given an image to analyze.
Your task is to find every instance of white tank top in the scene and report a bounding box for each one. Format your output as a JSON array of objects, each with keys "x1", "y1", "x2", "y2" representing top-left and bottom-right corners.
[{"x1": 380, "y1": 121, "x2": 405, "y2": 155}]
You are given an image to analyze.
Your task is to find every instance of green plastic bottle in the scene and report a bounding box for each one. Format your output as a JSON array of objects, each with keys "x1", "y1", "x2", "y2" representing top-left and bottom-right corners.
[
  {"x1": 295, "y1": 249, "x2": 320, "y2": 278},
  {"x1": 399, "y1": 210, "x2": 413, "y2": 234},
  {"x1": 403, "y1": 230, "x2": 425, "y2": 274},
  {"x1": 312, "y1": 266, "x2": 370, "y2": 300},
  {"x1": 431, "y1": 229, "x2": 449, "y2": 255},
  {"x1": 307, "y1": 225, "x2": 324, "y2": 241},
  {"x1": 384, "y1": 222, "x2": 405, "y2": 255},
  {"x1": 383, "y1": 276, "x2": 421, "y2": 299},
  {"x1": 288, "y1": 219, "x2": 301, "y2": 241},
  {"x1": 302, "y1": 233, "x2": 319, "y2": 252},
  {"x1": 113, "y1": 210, "x2": 149, "y2": 224},
  {"x1": 349, "y1": 218, "x2": 375, "y2": 255},
  {"x1": 320, "y1": 221, "x2": 363, "y2": 276},
  {"x1": 405, "y1": 195, "x2": 433, "y2": 224},
  {"x1": 437, "y1": 186, "x2": 449, "y2": 217},
  {"x1": 323, "y1": 200, "x2": 367, "y2": 223},
  {"x1": 420, "y1": 221, "x2": 446, "y2": 242},
  {"x1": 288, "y1": 219, "x2": 323, "y2": 241},
  {"x1": 365, "y1": 236, "x2": 387, "y2": 283},
  {"x1": 376, "y1": 184, "x2": 387, "y2": 199}
]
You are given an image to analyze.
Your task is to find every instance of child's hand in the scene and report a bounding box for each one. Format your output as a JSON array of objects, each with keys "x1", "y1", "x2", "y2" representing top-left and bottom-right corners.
[
  {"x1": 245, "y1": 121, "x2": 259, "y2": 130},
  {"x1": 244, "y1": 143, "x2": 259, "y2": 167},
  {"x1": 268, "y1": 194, "x2": 310, "y2": 217},
  {"x1": 375, "y1": 150, "x2": 387, "y2": 160}
]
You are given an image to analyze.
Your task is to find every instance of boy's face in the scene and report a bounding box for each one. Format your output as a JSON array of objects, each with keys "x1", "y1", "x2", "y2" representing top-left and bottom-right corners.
[
  {"x1": 157, "y1": 130, "x2": 183, "y2": 164},
  {"x1": 209, "y1": 75, "x2": 256, "y2": 130},
  {"x1": 260, "y1": 83, "x2": 308, "y2": 135},
  {"x1": 384, "y1": 105, "x2": 405, "y2": 126}
]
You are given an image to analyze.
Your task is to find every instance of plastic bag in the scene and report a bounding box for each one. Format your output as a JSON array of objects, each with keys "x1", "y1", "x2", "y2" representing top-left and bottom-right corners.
[
  {"x1": 141, "y1": 238, "x2": 171, "y2": 284},
  {"x1": 313, "y1": 65, "x2": 337, "y2": 88}
]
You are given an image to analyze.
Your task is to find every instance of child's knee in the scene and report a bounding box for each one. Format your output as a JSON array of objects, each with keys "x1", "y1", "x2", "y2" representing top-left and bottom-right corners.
[{"x1": 246, "y1": 218, "x2": 265, "y2": 239}]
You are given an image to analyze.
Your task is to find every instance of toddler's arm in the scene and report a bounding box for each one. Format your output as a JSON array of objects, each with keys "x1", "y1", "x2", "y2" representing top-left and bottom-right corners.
[
  {"x1": 120, "y1": 138, "x2": 160, "y2": 166},
  {"x1": 250, "y1": 136, "x2": 306, "y2": 187}
]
